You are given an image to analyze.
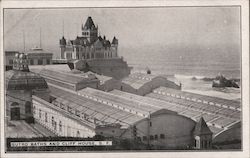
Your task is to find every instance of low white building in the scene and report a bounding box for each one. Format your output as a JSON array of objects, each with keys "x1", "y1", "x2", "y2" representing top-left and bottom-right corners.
[
  {"x1": 33, "y1": 96, "x2": 95, "y2": 138},
  {"x1": 26, "y1": 47, "x2": 53, "y2": 65}
]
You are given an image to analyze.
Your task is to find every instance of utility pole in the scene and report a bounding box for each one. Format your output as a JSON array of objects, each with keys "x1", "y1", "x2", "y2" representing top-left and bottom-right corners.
[
  {"x1": 23, "y1": 30, "x2": 26, "y2": 52},
  {"x1": 62, "y1": 19, "x2": 64, "y2": 36},
  {"x1": 39, "y1": 27, "x2": 42, "y2": 48}
]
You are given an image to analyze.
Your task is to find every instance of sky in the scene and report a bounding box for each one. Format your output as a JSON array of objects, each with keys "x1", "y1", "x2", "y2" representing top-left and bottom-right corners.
[{"x1": 4, "y1": 7, "x2": 240, "y2": 59}]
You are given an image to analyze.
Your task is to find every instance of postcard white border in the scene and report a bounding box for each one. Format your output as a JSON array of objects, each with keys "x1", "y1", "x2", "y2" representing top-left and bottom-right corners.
[{"x1": 0, "y1": 0, "x2": 249, "y2": 158}]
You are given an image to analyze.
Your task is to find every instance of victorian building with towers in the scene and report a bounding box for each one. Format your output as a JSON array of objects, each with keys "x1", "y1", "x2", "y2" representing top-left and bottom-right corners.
[{"x1": 60, "y1": 16, "x2": 119, "y2": 60}]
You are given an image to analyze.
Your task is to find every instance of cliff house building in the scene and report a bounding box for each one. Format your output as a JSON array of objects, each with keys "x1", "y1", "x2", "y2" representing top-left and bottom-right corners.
[
  {"x1": 60, "y1": 16, "x2": 118, "y2": 60},
  {"x1": 59, "y1": 16, "x2": 131, "y2": 80}
]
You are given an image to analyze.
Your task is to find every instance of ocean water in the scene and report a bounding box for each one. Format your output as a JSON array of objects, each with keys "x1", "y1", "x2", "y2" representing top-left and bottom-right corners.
[{"x1": 119, "y1": 45, "x2": 241, "y2": 101}]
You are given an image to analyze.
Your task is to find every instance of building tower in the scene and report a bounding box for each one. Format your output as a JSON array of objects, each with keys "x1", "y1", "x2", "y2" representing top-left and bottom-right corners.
[
  {"x1": 82, "y1": 16, "x2": 98, "y2": 43},
  {"x1": 111, "y1": 36, "x2": 118, "y2": 57},
  {"x1": 193, "y1": 117, "x2": 213, "y2": 149},
  {"x1": 59, "y1": 36, "x2": 66, "y2": 59}
]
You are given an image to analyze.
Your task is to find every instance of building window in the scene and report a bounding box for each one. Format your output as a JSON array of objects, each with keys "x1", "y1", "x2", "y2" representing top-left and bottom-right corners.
[
  {"x1": 149, "y1": 122, "x2": 152, "y2": 127},
  {"x1": 137, "y1": 137, "x2": 141, "y2": 141},
  {"x1": 9, "y1": 59, "x2": 13, "y2": 65},
  {"x1": 38, "y1": 59, "x2": 43, "y2": 65},
  {"x1": 150, "y1": 135, "x2": 154, "y2": 140},
  {"x1": 30, "y1": 59, "x2": 34, "y2": 65},
  {"x1": 39, "y1": 109, "x2": 42, "y2": 118},
  {"x1": 142, "y1": 136, "x2": 147, "y2": 141},
  {"x1": 59, "y1": 121, "x2": 62, "y2": 132},
  {"x1": 60, "y1": 103, "x2": 65, "y2": 110},
  {"x1": 33, "y1": 105, "x2": 36, "y2": 114},
  {"x1": 54, "y1": 121, "x2": 57, "y2": 130},
  {"x1": 75, "y1": 110, "x2": 80, "y2": 117},
  {"x1": 204, "y1": 140, "x2": 207, "y2": 148},
  {"x1": 77, "y1": 131, "x2": 80, "y2": 137},
  {"x1": 160, "y1": 134, "x2": 165, "y2": 139},
  {"x1": 51, "y1": 116, "x2": 54, "y2": 126},
  {"x1": 46, "y1": 59, "x2": 50, "y2": 64},
  {"x1": 67, "y1": 106, "x2": 72, "y2": 113},
  {"x1": 85, "y1": 114, "x2": 90, "y2": 120},
  {"x1": 53, "y1": 101, "x2": 58, "y2": 106},
  {"x1": 45, "y1": 112, "x2": 48, "y2": 122},
  {"x1": 25, "y1": 102, "x2": 32, "y2": 114},
  {"x1": 155, "y1": 135, "x2": 158, "y2": 140}
]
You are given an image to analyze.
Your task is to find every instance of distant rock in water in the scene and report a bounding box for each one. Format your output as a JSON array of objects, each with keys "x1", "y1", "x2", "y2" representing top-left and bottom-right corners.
[
  {"x1": 202, "y1": 77, "x2": 214, "y2": 81},
  {"x1": 212, "y1": 74, "x2": 239, "y2": 88},
  {"x1": 191, "y1": 76, "x2": 197, "y2": 80},
  {"x1": 146, "y1": 69, "x2": 151, "y2": 74}
]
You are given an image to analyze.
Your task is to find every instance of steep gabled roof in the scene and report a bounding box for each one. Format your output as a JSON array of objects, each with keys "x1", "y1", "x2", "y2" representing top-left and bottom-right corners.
[
  {"x1": 83, "y1": 16, "x2": 95, "y2": 30},
  {"x1": 103, "y1": 39, "x2": 111, "y2": 47},
  {"x1": 112, "y1": 36, "x2": 118, "y2": 44},
  {"x1": 193, "y1": 117, "x2": 213, "y2": 136},
  {"x1": 94, "y1": 37, "x2": 104, "y2": 48},
  {"x1": 78, "y1": 37, "x2": 90, "y2": 46}
]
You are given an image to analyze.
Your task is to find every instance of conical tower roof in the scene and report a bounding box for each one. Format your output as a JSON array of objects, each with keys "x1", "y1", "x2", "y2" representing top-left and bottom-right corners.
[
  {"x1": 83, "y1": 16, "x2": 95, "y2": 29},
  {"x1": 193, "y1": 117, "x2": 213, "y2": 135}
]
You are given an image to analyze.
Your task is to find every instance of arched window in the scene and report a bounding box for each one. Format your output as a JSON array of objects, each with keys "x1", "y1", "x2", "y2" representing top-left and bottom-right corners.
[
  {"x1": 33, "y1": 105, "x2": 36, "y2": 114},
  {"x1": 10, "y1": 102, "x2": 20, "y2": 120},
  {"x1": 51, "y1": 116, "x2": 54, "y2": 126},
  {"x1": 54, "y1": 121, "x2": 57, "y2": 131},
  {"x1": 45, "y1": 112, "x2": 48, "y2": 122},
  {"x1": 39, "y1": 109, "x2": 42, "y2": 118},
  {"x1": 11, "y1": 102, "x2": 19, "y2": 106},
  {"x1": 25, "y1": 101, "x2": 32, "y2": 114},
  {"x1": 59, "y1": 121, "x2": 62, "y2": 132}
]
